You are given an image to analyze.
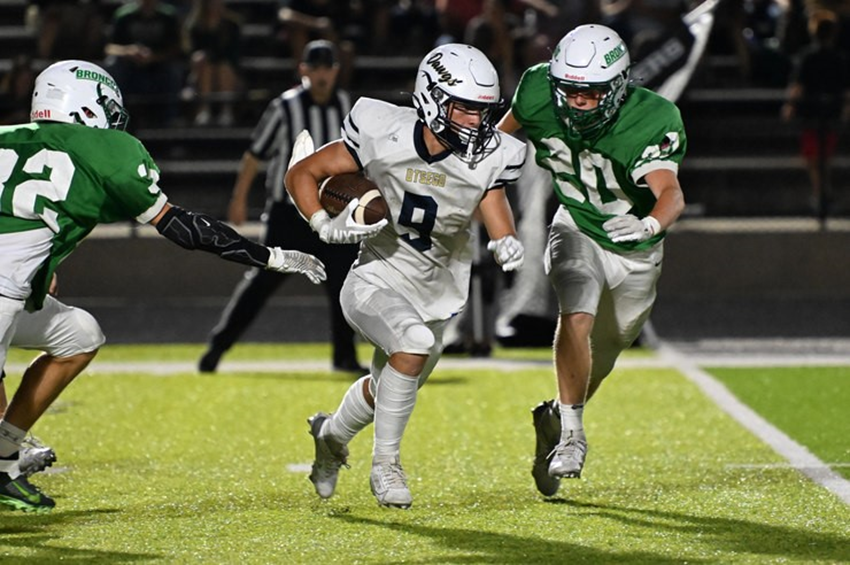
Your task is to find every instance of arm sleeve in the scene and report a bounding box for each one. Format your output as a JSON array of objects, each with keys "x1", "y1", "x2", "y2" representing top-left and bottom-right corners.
[{"x1": 155, "y1": 206, "x2": 271, "y2": 268}]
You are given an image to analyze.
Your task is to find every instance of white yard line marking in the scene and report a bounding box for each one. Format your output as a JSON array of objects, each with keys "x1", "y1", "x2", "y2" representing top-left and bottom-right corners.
[
  {"x1": 658, "y1": 342, "x2": 850, "y2": 507},
  {"x1": 286, "y1": 463, "x2": 312, "y2": 473},
  {"x1": 727, "y1": 463, "x2": 850, "y2": 469}
]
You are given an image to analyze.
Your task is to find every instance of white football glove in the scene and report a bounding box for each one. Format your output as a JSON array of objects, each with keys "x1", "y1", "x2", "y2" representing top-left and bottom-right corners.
[
  {"x1": 309, "y1": 198, "x2": 388, "y2": 244},
  {"x1": 266, "y1": 247, "x2": 327, "y2": 284},
  {"x1": 602, "y1": 214, "x2": 661, "y2": 243},
  {"x1": 487, "y1": 235, "x2": 524, "y2": 272}
]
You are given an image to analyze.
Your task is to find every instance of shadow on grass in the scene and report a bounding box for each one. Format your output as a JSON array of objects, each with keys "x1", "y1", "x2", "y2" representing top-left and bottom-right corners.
[
  {"x1": 333, "y1": 499, "x2": 850, "y2": 563},
  {"x1": 0, "y1": 509, "x2": 161, "y2": 563},
  {"x1": 331, "y1": 513, "x2": 689, "y2": 564},
  {"x1": 543, "y1": 499, "x2": 850, "y2": 562}
]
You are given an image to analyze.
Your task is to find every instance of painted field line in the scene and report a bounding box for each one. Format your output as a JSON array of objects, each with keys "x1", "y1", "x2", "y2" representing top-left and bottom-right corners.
[
  {"x1": 658, "y1": 342, "x2": 850, "y2": 507},
  {"x1": 3, "y1": 356, "x2": 668, "y2": 375},
  {"x1": 727, "y1": 463, "x2": 850, "y2": 469}
]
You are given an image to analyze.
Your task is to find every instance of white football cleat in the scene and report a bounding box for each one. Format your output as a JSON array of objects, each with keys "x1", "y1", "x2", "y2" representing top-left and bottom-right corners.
[
  {"x1": 307, "y1": 412, "x2": 349, "y2": 499},
  {"x1": 548, "y1": 433, "x2": 588, "y2": 479},
  {"x1": 18, "y1": 435, "x2": 57, "y2": 478},
  {"x1": 370, "y1": 456, "x2": 412, "y2": 509}
]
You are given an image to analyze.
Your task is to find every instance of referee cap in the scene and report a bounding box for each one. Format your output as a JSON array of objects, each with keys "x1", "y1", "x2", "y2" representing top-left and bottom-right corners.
[{"x1": 302, "y1": 40, "x2": 338, "y2": 68}]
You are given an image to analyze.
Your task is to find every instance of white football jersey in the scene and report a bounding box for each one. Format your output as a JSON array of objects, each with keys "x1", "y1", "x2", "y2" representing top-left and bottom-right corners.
[{"x1": 341, "y1": 98, "x2": 526, "y2": 321}]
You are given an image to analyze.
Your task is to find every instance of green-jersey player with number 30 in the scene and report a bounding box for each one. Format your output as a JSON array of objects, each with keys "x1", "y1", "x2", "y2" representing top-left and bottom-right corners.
[
  {"x1": 0, "y1": 60, "x2": 327, "y2": 513},
  {"x1": 498, "y1": 25, "x2": 687, "y2": 496}
]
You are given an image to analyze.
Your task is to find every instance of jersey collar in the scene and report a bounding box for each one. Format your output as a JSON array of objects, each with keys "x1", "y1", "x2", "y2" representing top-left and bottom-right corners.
[{"x1": 414, "y1": 121, "x2": 452, "y2": 164}]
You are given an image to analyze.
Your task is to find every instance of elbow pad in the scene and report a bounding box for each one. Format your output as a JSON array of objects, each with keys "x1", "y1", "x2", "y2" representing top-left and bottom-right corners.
[{"x1": 156, "y1": 206, "x2": 270, "y2": 268}]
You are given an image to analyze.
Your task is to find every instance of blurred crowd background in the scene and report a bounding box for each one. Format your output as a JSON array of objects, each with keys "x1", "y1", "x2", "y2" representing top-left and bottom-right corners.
[{"x1": 1, "y1": 0, "x2": 848, "y2": 222}]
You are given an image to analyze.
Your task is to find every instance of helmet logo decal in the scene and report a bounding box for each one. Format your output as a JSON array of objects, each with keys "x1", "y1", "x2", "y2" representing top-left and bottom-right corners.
[
  {"x1": 603, "y1": 44, "x2": 627, "y2": 67},
  {"x1": 31, "y1": 109, "x2": 51, "y2": 120},
  {"x1": 426, "y1": 53, "x2": 463, "y2": 87},
  {"x1": 75, "y1": 68, "x2": 119, "y2": 93}
]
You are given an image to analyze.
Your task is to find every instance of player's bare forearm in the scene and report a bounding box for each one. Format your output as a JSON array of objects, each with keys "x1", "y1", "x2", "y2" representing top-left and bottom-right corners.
[
  {"x1": 497, "y1": 110, "x2": 522, "y2": 134},
  {"x1": 645, "y1": 169, "x2": 685, "y2": 231},
  {"x1": 285, "y1": 140, "x2": 359, "y2": 221},
  {"x1": 478, "y1": 187, "x2": 518, "y2": 240}
]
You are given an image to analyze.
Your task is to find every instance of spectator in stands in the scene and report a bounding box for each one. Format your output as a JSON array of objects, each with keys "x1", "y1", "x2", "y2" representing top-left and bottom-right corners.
[
  {"x1": 777, "y1": 0, "x2": 810, "y2": 58},
  {"x1": 199, "y1": 41, "x2": 366, "y2": 374},
  {"x1": 184, "y1": 0, "x2": 243, "y2": 126},
  {"x1": 465, "y1": 0, "x2": 522, "y2": 95},
  {"x1": 275, "y1": 0, "x2": 361, "y2": 87},
  {"x1": 30, "y1": 0, "x2": 106, "y2": 61},
  {"x1": 741, "y1": 0, "x2": 793, "y2": 85},
  {"x1": 435, "y1": 0, "x2": 483, "y2": 43},
  {"x1": 372, "y1": 1, "x2": 441, "y2": 56},
  {"x1": 0, "y1": 56, "x2": 36, "y2": 126},
  {"x1": 781, "y1": 10, "x2": 849, "y2": 216},
  {"x1": 104, "y1": 0, "x2": 185, "y2": 127}
]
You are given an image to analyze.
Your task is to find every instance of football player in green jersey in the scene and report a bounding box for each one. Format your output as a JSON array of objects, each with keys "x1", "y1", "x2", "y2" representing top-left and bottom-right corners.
[
  {"x1": 498, "y1": 25, "x2": 687, "y2": 495},
  {"x1": 0, "y1": 60, "x2": 327, "y2": 513}
]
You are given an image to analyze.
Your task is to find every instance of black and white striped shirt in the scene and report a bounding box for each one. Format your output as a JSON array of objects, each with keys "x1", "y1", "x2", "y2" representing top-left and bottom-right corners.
[{"x1": 249, "y1": 84, "x2": 352, "y2": 202}]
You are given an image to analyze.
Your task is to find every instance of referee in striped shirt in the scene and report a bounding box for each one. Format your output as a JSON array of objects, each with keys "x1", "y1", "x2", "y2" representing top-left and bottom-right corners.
[{"x1": 199, "y1": 40, "x2": 363, "y2": 373}]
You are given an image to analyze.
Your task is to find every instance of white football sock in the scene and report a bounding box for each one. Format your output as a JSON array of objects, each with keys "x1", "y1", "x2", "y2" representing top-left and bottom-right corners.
[
  {"x1": 0, "y1": 419, "x2": 26, "y2": 458},
  {"x1": 325, "y1": 376, "x2": 375, "y2": 445},
  {"x1": 558, "y1": 402, "x2": 585, "y2": 440},
  {"x1": 373, "y1": 364, "x2": 419, "y2": 461}
]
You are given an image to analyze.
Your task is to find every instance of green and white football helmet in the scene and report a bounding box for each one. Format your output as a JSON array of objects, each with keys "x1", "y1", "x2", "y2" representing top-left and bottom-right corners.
[
  {"x1": 31, "y1": 60, "x2": 129, "y2": 130},
  {"x1": 549, "y1": 25, "x2": 630, "y2": 138}
]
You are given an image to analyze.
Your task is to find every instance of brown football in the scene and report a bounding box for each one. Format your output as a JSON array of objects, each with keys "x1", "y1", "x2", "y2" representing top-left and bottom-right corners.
[{"x1": 319, "y1": 172, "x2": 388, "y2": 225}]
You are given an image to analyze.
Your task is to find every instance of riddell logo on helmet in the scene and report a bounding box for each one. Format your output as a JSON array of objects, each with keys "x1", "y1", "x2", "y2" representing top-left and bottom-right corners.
[
  {"x1": 477, "y1": 95, "x2": 496, "y2": 100},
  {"x1": 31, "y1": 109, "x2": 51, "y2": 120},
  {"x1": 564, "y1": 74, "x2": 586, "y2": 80}
]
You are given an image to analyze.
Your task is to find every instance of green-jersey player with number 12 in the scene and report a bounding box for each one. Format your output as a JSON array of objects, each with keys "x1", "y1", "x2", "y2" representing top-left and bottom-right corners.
[
  {"x1": 0, "y1": 60, "x2": 327, "y2": 513},
  {"x1": 499, "y1": 25, "x2": 687, "y2": 495}
]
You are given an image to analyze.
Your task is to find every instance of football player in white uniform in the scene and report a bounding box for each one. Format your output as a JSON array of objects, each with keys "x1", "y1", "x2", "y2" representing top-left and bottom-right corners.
[{"x1": 287, "y1": 43, "x2": 527, "y2": 508}]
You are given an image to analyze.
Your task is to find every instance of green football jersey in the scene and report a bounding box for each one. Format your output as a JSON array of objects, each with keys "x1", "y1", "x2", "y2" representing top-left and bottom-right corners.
[
  {"x1": 511, "y1": 63, "x2": 687, "y2": 252},
  {"x1": 0, "y1": 122, "x2": 166, "y2": 309}
]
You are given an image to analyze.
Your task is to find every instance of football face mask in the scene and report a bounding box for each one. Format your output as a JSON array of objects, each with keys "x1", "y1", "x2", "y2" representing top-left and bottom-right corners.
[
  {"x1": 550, "y1": 78, "x2": 624, "y2": 137},
  {"x1": 430, "y1": 90, "x2": 502, "y2": 161}
]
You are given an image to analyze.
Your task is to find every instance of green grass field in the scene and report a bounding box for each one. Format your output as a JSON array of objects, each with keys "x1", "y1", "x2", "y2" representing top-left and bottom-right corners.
[{"x1": 1, "y1": 344, "x2": 849, "y2": 563}]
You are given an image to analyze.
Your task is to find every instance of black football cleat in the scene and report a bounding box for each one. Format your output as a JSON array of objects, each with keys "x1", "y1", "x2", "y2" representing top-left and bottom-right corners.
[{"x1": 0, "y1": 470, "x2": 55, "y2": 513}]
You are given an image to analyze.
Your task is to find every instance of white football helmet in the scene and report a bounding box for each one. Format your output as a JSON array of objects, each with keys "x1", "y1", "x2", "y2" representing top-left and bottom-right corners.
[
  {"x1": 412, "y1": 43, "x2": 503, "y2": 162},
  {"x1": 31, "y1": 60, "x2": 129, "y2": 130},
  {"x1": 549, "y1": 25, "x2": 630, "y2": 137}
]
